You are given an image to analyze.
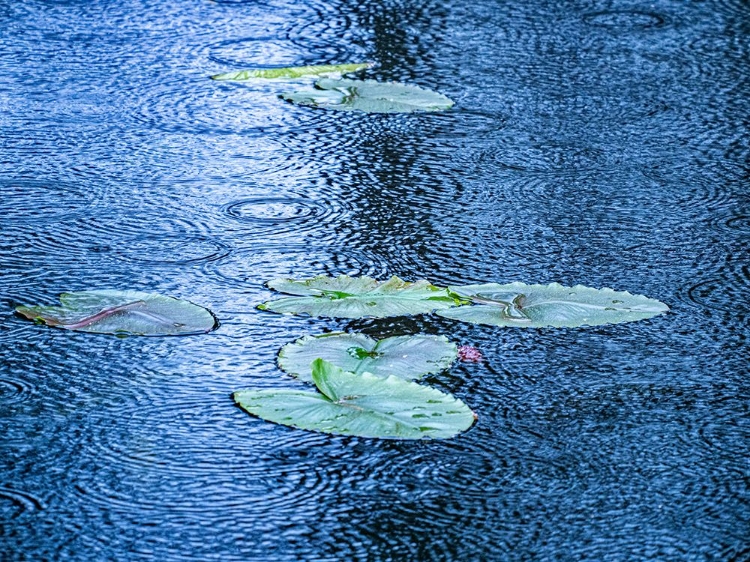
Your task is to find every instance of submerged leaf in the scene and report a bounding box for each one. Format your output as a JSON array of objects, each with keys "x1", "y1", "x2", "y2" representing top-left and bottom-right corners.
[
  {"x1": 258, "y1": 275, "x2": 464, "y2": 319},
  {"x1": 278, "y1": 332, "x2": 458, "y2": 382},
  {"x1": 457, "y1": 345, "x2": 483, "y2": 362},
  {"x1": 280, "y1": 78, "x2": 454, "y2": 113},
  {"x1": 211, "y1": 63, "x2": 372, "y2": 81},
  {"x1": 15, "y1": 290, "x2": 217, "y2": 336},
  {"x1": 437, "y1": 282, "x2": 669, "y2": 328},
  {"x1": 233, "y1": 359, "x2": 475, "y2": 439}
]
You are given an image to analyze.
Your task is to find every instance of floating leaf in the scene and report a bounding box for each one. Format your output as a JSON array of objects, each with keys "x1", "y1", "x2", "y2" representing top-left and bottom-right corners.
[
  {"x1": 210, "y1": 63, "x2": 372, "y2": 81},
  {"x1": 15, "y1": 290, "x2": 217, "y2": 336},
  {"x1": 437, "y1": 282, "x2": 669, "y2": 328},
  {"x1": 278, "y1": 332, "x2": 457, "y2": 382},
  {"x1": 233, "y1": 359, "x2": 475, "y2": 439},
  {"x1": 280, "y1": 78, "x2": 454, "y2": 113},
  {"x1": 258, "y1": 275, "x2": 465, "y2": 319}
]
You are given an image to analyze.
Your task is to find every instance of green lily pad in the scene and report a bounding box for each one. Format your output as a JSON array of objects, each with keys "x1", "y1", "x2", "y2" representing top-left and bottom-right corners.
[
  {"x1": 233, "y1": 359, "x2": 476, "y2": 440},
  {"x1": 280, "y1": 78, "x2": 454, "y2": 113},
  {"x1": 210, "y1": 63, "x2": 372, "y2": 81},
  {"x1": 258, "y1": 275, "x2": 465, "y2": 319},
  {"x1": 278, "y1": 332, "x2": 458, "y2": 382},
  {"x1": 437, "y1": 282, "x2": 669, "y2": 328},
  {"x1": 15, "y1": 290, "x2": 217, "y2": 336}
]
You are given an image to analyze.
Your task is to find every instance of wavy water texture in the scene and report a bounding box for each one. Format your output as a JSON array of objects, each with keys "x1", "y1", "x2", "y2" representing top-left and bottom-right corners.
[{"x1": 0, "y1": 0, "x2": 747, "y2": 560}]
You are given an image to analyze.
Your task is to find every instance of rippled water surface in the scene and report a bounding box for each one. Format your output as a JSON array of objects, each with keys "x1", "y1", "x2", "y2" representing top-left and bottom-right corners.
[{"x1": 1, "y1": 0, "x2": 748, "y2": 560}]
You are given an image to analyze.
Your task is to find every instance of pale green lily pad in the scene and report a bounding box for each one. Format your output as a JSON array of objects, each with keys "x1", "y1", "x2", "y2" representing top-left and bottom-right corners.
[
  {"x1": 233, "y1": 359, "x2": 476, "y2": 439},
  {"x1": 278, "y1": 332, "x2": 458, "y2": 382},
  {"x1": 15, "y1": 290, "x2": 217, "y2": 336},
  {"x1": 258, "y1": 275, "x2": 465, "y2": 319},
  {"x1": 211, "y1": 63, "x2": 372, "y2": 81},
  {"x1": 437, "y1": 282, "x2": 669, "y2": 328},
  {"x1": 280, "y1": 78, "x2": 454, "y2": 113}
]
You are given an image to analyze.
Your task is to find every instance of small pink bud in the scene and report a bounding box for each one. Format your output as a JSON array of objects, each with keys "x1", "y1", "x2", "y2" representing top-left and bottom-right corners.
[{"x1": 458, "y1": 345, "x2": 483, "y2": 362}]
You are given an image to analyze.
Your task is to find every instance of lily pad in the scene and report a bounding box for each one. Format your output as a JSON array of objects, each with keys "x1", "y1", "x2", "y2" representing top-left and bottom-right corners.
[
  {"x1": 210, "y1": 63, "x2": 372, "y2": 81},
  {"x1": 258, "y1": 275, "x2": 465, "y2": 319},
  {"x1": 278, "y1": 332, "x2": 458, "y2": 382},
  {"x1": 437, "y1": 282, "x2": 669, "y2": 328},
  {"x1": 15, "y1": 290, "x2": 217, "y2": 336},
  {"x1": 233, "y1": 359, "x2": 476, "y2": 439},
  {"x1": 280, "y1": 78, "x2": 454, "y2": 113}
]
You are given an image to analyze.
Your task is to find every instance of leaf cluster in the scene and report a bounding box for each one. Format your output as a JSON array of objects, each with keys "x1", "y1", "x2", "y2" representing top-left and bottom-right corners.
[
  {"x1": 231, "y1": 274, "x2": 668, "y2": 439},
  {"x1": 14, "y1": 275, "x2": 668, "y2": 440},
  {"x1": 210, "y1": 63, "x2": 454, "y2": 114}
]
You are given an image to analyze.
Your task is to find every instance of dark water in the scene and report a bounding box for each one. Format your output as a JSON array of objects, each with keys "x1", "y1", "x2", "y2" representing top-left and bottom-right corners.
[{"x1": 1, "y1": 0, "x2": 748, "y2": 560}]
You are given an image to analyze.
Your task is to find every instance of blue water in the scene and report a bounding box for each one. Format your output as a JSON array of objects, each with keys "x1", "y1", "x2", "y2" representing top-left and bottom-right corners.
[{"x1": 1, "y1": 0, "x2": 748, "y2": 560}]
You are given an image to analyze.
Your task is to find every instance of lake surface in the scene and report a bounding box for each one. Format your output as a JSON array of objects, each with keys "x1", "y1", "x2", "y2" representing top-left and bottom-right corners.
[{"x1": 1, "y1": 0, "x2": 748, "y2": 560}]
